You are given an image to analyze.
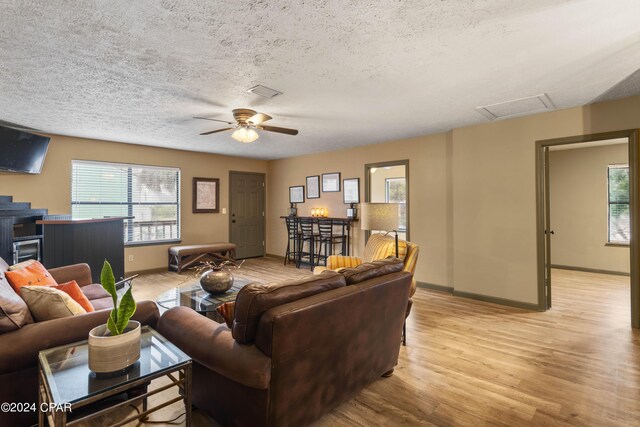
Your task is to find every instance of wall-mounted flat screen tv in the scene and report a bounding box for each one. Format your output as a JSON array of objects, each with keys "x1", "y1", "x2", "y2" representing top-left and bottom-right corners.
[{"x1": 0, "y1": 125, "x2": 51, "y2": 174}]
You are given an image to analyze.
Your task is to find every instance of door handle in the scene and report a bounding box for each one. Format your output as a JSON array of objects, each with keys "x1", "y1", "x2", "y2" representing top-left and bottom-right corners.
[{"x1": 232, "y1": 220, "x2": 236, "y2": 223}]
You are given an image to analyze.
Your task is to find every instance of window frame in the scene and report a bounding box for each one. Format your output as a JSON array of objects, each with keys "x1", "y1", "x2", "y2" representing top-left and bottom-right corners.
[
  {"x1": 71, "y1": 160, "x2": 181, "y2": 247},
  {"x1": 607, "y1": 164, "x2": 630, "y2": 246}
]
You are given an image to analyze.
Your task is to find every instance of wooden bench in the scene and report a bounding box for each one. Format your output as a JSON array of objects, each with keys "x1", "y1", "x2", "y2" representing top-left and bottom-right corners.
[{"x1": 168, "y1": 243, "x2": 237, "y2": 273}]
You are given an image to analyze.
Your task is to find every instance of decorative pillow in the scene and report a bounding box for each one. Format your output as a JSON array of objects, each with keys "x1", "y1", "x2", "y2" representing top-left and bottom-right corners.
[
  {"x1": 52, "y1": 280, "x2": 95, "y2": 313},
  {"x1": 232, "y1": 270, "x2": 346, "y2": 344},
  {"x1": 5, "y1": 261, "x2": 58, "y2": 294},
  {"x1": 0, "y1": 258, "x2": 34, "y2": 333},
  {"x1": 216, "y1": 301, "x2": 235, "y2": 328},
  {"x1": 20, "y1": 286, "x2": 86, "y2": 321},
  {"x1": 8, "y1": 259, "x2": 36, "y2": 271}
]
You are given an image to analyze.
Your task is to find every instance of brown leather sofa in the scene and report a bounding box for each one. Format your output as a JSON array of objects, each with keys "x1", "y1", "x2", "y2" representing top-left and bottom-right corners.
[
  {"x1": 158, "y1": 258, "x2": 412, "y2": 427},
  {"x1": 0, "y1": 260, "x2": 160, "y2": 427}
]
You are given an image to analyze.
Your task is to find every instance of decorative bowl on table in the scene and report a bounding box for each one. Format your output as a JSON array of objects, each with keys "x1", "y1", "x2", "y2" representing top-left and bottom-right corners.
[
  {"x1": 197, "y1": 260, "x2": 243, "y2": 294},
  {"x1": 200, "y1": 268, "x2": 234, "y2": 293}
]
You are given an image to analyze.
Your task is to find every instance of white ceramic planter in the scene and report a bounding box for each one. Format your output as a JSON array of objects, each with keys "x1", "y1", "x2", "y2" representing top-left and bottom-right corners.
[{"x1": 88, "y1": 320, "x2": 141, "y2": 374}]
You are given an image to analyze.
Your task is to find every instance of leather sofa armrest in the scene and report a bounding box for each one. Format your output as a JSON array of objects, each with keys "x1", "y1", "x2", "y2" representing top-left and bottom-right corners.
[
  {"x1": 48, "y1": 263, "x2": 93, "y2": 287},
  {"x1": 157, "y1": 306, "x2": 271, "y2": 390},
  {"x1": 0, "y1": 300, "x2": 159, "y2": 375},
  {"x1": 326, "y1": 255, "x2": 363, "y2": 270}
]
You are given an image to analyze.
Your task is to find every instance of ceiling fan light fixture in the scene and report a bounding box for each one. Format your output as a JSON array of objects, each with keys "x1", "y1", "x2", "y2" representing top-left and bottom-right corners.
[{"x1": 232, "y1": 125, "x2": 259, "y2": 143}]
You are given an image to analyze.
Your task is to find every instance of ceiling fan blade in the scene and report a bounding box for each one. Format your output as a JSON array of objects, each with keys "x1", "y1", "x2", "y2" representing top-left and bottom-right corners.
[
  {"x1": 248, "y1": 113, "x2": 272, "y2": 125},
  {"x1": 259, "y1": 125, "x2": 298, "y2": 136},
  {"x1": 200, "y1": 127, "x2": 233, "y2": 135},
  {"x1": 194, "y1": 116, "x2": 235, "y2": 125}
]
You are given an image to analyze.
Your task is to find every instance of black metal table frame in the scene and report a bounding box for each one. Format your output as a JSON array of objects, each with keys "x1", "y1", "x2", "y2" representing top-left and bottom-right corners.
[{"x1": 38, "y1": 356, "x2": 192, "y2": 426}]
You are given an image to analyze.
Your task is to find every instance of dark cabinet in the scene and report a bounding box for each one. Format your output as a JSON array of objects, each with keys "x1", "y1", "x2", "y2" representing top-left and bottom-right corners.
[{"x1": 39, "y1": 218, "x2": 125, "y2": 283}]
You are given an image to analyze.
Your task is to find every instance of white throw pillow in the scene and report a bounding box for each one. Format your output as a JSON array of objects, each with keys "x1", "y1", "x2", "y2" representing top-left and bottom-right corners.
[{"x1": 21, "y1": 286, "x2": 86, "y2": 321}]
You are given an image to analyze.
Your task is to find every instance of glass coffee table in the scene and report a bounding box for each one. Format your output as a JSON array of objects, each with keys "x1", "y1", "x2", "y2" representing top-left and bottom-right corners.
[
  {"x1": 38, "y1": 326, "x2": 192, "y2": 426},
  {"x1": 156, "y1": 278, "x2": 250, "y2": 323}
]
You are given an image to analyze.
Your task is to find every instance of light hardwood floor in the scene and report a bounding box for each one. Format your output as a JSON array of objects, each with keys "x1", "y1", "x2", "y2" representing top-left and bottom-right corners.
[{"x1": 121, "y1": 260, "x2": 639, "y2": 426}]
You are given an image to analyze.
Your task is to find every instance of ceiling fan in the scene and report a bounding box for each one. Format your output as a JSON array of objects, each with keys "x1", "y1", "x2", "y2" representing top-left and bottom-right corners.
[{"x1": 194, "y1": 109, "x2": 298, "y2": 143}]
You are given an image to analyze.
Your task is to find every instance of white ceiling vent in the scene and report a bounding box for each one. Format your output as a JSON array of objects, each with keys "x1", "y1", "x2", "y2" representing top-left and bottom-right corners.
[
  {"x1": 247, "y1": 85, "x2": 283, "y2": 99},
  {"x1": 476, "y1": 93, "x2": 555, "y2": 120}
]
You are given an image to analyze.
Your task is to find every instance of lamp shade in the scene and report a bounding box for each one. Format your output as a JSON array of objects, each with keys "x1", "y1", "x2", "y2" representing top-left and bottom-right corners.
[{"x1": 360, "y1": 203, "x2": 400, "y2": 231}]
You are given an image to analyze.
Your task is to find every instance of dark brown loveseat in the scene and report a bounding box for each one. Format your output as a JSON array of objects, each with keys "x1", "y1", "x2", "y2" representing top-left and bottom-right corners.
[
  {"x1": 0, "y1": 259, "x2": 160, "y2": 427},
  {"x1": 158, "y1": 258, "x2": 412, "y2": 427}
]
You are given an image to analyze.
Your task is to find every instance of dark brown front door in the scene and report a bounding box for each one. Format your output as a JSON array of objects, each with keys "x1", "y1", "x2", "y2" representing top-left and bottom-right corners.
[{"x1": 229, "y1": 172, "x2": 265, "y2": 259}]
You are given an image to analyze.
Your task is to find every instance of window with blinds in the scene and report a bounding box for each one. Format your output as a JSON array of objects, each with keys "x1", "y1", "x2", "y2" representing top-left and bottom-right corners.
[
  {"x1": 71, "y1": 160, "x2": 181, "y2": 244},
  {"x1": 608, "y1": 164, "x2": 630, "y2": 244}
]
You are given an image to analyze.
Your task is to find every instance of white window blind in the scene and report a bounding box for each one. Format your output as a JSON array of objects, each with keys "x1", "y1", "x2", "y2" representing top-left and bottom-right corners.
[
  {"x1": 71, "y1": 160, "x2": 181, "y2": 244},
  {"x1": 607, "y1": 164, "x2": 630, "y2": 244}
]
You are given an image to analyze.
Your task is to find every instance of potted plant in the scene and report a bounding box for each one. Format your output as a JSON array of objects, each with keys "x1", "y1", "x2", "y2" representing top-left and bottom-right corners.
[{"x1": 88, "y1": 260, "x2": 140, "y2": 374}]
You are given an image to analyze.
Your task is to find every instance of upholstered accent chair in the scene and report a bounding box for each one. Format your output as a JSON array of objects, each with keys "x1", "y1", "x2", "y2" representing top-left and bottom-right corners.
[{"x1": 314, "y1": 234, "x2": 420, "y2": 344}]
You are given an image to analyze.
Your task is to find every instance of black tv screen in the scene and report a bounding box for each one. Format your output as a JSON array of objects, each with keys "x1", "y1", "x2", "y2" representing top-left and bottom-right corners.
[{"x1": 0, "y1": 125, "x2": 51, "y2": 174}]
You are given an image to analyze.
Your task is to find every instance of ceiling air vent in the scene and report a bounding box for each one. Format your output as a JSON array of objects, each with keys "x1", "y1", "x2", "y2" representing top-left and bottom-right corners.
[
  {"x1": 476, "y1": 93, "x2": 555, "y2": 120},
  {"x1": 247, "y1": 85, "x2": 282, "y2": 99}
]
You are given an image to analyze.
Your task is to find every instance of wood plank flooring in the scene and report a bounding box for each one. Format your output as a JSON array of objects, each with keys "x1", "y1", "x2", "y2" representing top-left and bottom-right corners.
[{"x1": 121, "y1": 260, "x2": 640, "y2": 426}]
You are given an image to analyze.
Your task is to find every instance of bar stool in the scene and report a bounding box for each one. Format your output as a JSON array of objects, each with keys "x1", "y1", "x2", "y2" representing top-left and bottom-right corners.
[
  {"x1": 297, "y1": 218, "x2": 317, "y2": 270},
  {"x1": 284, "y1": 216, "x2": 300, "y2": 265},
  {"x1": 316, "y1": 219, "x2": 346, "y2": 266}
]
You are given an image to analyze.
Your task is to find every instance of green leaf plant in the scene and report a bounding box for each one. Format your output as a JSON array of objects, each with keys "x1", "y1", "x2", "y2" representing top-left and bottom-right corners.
[{"x1": 101, "y1": 260, "x2": 137, "y2": 335}]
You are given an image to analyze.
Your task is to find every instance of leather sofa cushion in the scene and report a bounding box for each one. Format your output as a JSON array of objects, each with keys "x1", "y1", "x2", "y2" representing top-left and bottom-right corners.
[
  {"x1": 80, "y1": 284, "x2": 111, "y2": 301},
  {"x1": 0, "y1": 258, "x2": 33, "y2": 333},
  {"x1": 232, "y1": 270, "x2": 346, "y2": 344},
  {"x1": 341, "y1": 257, "x2": 404, "y2": 285},
  {"x1": 69, "y1": 284, "x2": 112, "y2": 311}
]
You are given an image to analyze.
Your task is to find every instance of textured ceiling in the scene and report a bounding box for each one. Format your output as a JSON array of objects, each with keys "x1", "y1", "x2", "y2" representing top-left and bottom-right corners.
[{"x1": 1, "y1": 0, "x2": 640, "y2": 160}]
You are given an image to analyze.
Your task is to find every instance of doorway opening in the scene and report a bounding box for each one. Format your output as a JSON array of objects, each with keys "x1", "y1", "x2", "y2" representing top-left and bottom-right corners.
[
  {"x1": 364, "y1": 160, "x2": 410, "y2": 241},
  {"x1": 536, "y1": 130, "x2": 639, "y2": 328}
]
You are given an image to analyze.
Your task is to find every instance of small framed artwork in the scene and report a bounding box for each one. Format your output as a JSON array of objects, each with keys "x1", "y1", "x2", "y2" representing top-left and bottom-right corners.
[
  {"x1": 343, "y1": 178, "x2": 360, "y2": 204},
  {"x1": 289, "y1": 185, "x2": 305, "y2": 204},
  {"x1": 322, "y1": 172, "x2": 341, "y2": 192},
  {"x1": 306, "y1": 175, "x2": 320, "y2": 199},
  {"x1": 193, "y1": 177, "x2": 220, "y2": 213}
]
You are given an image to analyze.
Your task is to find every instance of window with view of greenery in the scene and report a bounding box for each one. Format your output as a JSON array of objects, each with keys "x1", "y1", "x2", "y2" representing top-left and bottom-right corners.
[
  {"x1": 385, "y1": 177, "x2": 407, "y2": 231},
  {"x1": 71, "y1": 161, "x2": 181, "y2": 244},
  {"x1": 608, "y1": 165, "x2": 629, "y2": 244}
]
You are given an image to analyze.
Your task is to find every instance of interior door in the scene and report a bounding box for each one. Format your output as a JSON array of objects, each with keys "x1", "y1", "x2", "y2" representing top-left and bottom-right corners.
[
  {"x1": 543, "y1": 146, "x2": 552, "y2": 309},
  {"x1": 229, "y1": 172, "x2": 265, "y2": 259}
]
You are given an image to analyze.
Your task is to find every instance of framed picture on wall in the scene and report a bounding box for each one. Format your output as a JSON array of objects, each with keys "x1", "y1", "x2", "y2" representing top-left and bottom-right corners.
[
  {"x1": 289, "y1": 185, "x2": 305, "y2": 204},
  {"x1": 322, "y1": 172, "x2": 341, "y2": 192},
  {"x1": 193, "y1": 177, "x2": 220, "y2": 213},
  {"x1": 306, "y1": 175, "x2": 320, "y2": 199},
  {"x1": 343, "y1": 178, "x2": 360, "y2": 204}
]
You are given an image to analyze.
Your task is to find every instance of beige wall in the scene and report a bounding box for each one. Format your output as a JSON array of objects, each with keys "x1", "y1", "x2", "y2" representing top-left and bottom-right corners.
[
  {"x1": 268, "y1": 95, "x2": 640, "y2": 306},
  {"x1": 549, "y1": 143, "x2": 629, "y2": 273},
  {"x1": 0, "y1": 135, "x2": 267, "y2": 273},
  {"x1": 452, "y1": 96, "x2": 640, "y2": 304},
  {"x1": 266, "y1": 132, "x2": 452, "y2": 287}
]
